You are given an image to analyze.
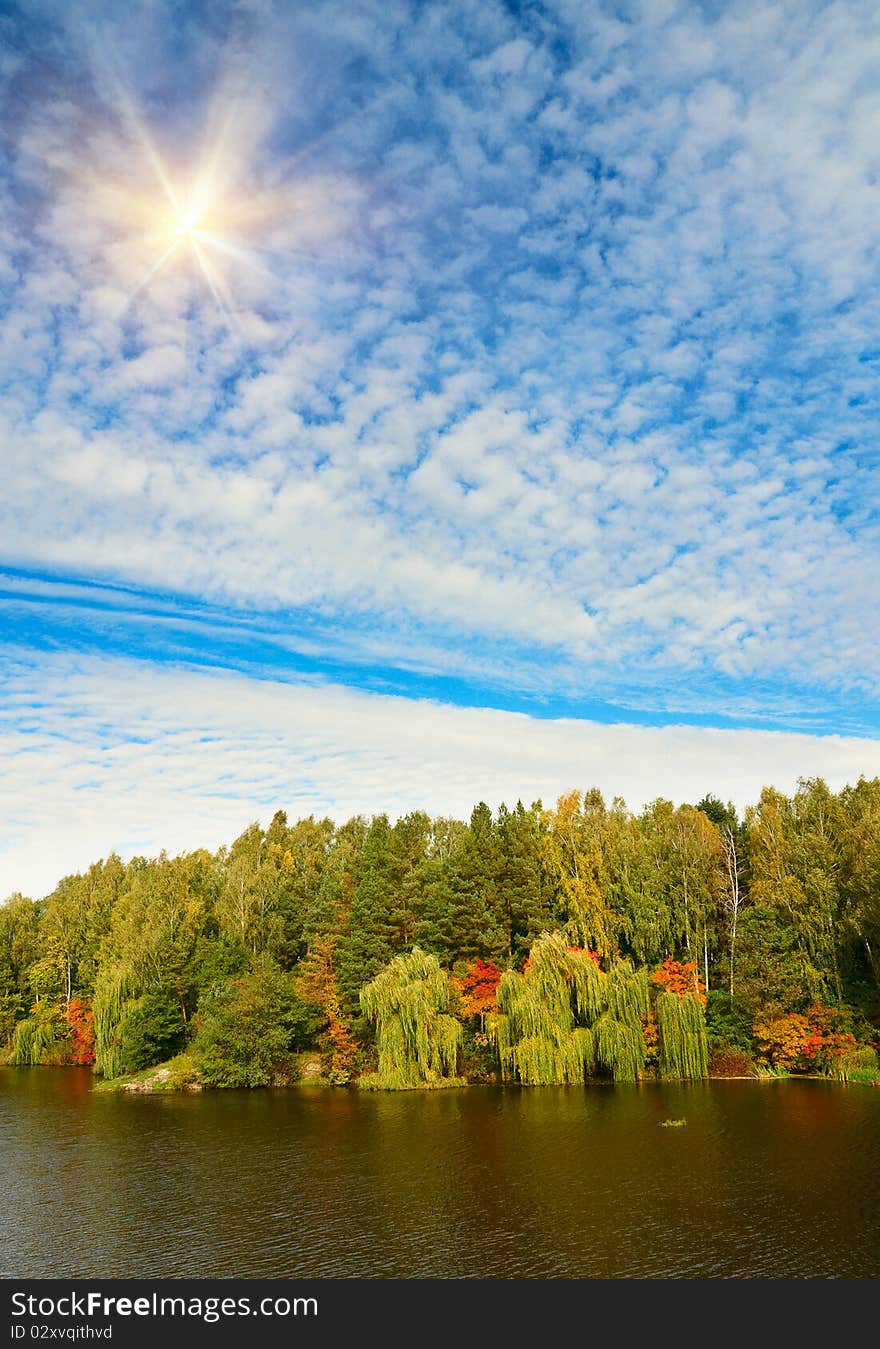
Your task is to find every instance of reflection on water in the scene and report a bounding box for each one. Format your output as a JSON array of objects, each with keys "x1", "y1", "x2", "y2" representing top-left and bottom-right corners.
[{"x1": 1, "y1": 1069, "x2": 877, "y2": 1278}]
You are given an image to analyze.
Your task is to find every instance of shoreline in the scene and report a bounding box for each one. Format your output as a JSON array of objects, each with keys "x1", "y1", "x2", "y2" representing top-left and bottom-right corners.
[{"x1": 78, "y1": 1067, "x2": 879, "y2": 1094}]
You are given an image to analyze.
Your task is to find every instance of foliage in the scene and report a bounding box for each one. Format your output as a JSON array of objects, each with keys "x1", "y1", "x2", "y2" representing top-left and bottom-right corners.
[
  {"x1": 704, "y1": 990, "x2": 755, "y2": 1051},
  {"x1": 0, "y1": 993, "x2": 23, "y2": 1053},
  {"x1": 828, "y1": 1044, "x2": 879, "y2": 1084},
  {"x1": 707, "y1": 1045, "x2": 755, "y2": 1077},
  {"x1": 193, "y1": 956, "x2": 321, "y2": 1088},
  {"x1": 754, "y1": 1004, "x2": 859, "y2": 1074},
  {"x1": 457, "y1": 1023, "x2": 499, "y2": 1081},
  {"x1": 655, "y1": 990, "x2": 709, "y2": 1080},
  {"x1": 753, "y1": 1012, "x2": 812, "y2": 1070},
  {"x1": 92, "y1": 964, "x2": 138, "y2": 1078},
  {"x1": 108, "y1": 991, "x2": 187, "y2": 1079},
  {"x1": 359, "y1": 947, "x2": 463, "y2": 1089},
  {"x1": 2, "y1": 775, "x2": 880, "y2": 1089},
  {"x1": 9, "y1": 1003, "x2": 66, "y2": 1066},
  {"x1": 65, "y1": 999, "x2": 96, "y2": 1065},
  {"x1": 490, "y1": 932, "x2": 649, "y2": 1084},
  {"x1": 296, "y1": 936, "x2": 360, "y2": 1084},
  {"x1": 652, "y1": 958, "x2": 705, "y2": 1005},
  {"x1": 451, "y1": 958, "x2": 503, "y2": 1019}
]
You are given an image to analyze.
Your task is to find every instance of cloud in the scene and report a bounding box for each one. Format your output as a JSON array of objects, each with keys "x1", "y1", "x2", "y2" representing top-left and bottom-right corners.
[
  {"x1": 0, "y1": 0, "x2": 877, "y2": 731},
  {"x1": 1, "y1": 652, "x2": 878, "y2": 900}
]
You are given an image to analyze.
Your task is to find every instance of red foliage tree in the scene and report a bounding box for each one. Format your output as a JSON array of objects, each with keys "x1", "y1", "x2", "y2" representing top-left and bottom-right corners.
[
  {"x1": 652, "y1": 957, "x2": 706, "y2": 1006},
  {"x1": 295, "y1": 937, "x2": 360, "y2": 1083},
  {"x1": 754, "y1": 1003, "x2": 856, "y2": 1072},
  {"x1": 65, "y1": 999, "x2": 96, "y2": 1066},
  {"x1": 453, "y1": 958, "x2": 502, "y2": 1018}
]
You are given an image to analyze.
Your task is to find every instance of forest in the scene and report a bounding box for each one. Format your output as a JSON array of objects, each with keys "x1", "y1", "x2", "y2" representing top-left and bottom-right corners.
[{"x1": 1, "y1": 778, "x2": 879, "y2": 1090}]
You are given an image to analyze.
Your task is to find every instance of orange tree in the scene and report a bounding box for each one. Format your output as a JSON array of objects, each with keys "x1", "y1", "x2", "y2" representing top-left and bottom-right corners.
[
  {"x1": 754, "y1": 1003, "x2": 856, "y2": 1072},
  {"x1": 65, "y1": 999, "x2": 96, "y2": 1065}
]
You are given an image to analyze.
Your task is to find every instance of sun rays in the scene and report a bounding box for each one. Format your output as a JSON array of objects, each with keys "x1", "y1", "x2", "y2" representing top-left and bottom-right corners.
[
  {"x1": 1, "y1": 32, "x2": 378, "y2": 336},
  {"x1": 119, "y1": 124, "x2": 253, "y2": 324}
]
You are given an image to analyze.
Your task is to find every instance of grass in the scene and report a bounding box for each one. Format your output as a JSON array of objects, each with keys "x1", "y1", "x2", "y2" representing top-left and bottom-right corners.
[
  {"x1": 840, "y1": 1067, "x2": 880, "y2": 1087},
  {"x1": 92, "y1": 1052, "x2": 202, "y2": 1093},
  {"x1": 94, "y1": 1051, "x2": 336, "y2": 1093}
]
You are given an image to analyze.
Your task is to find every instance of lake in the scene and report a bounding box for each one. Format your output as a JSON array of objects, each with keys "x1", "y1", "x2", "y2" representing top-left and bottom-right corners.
[{"x1": 1, "y1": 1068, "x2": 877, "y2": 1278}]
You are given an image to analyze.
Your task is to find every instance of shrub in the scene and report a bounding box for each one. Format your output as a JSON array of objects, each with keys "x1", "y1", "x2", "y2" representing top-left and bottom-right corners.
[
  {"x1": 829, "y1": 1045, "x2": 879, "y2": 1085},
  {"x1": 193, "y1": 956, "x2": 321, "y2": 1088},
  {"x1": 111, "y1": 991, "x2": 187, "y2": 1077},
  {"x1": 754, "y1": 1004, "x2": 858, "y2": 1074},
  {"x1": 708, "y1": 1044, "x2": 755, "y2": 1077}
]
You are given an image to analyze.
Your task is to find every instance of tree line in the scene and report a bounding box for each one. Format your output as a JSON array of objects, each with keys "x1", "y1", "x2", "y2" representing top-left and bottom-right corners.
[{"x1": 1, "y1": 777, "x2": 878, "y2": 1088}]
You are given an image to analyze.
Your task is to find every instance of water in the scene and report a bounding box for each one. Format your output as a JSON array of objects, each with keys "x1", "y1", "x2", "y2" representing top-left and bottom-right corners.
[{"x1": 1, "y1": 1068, "x2": 877, "y2": 1278}]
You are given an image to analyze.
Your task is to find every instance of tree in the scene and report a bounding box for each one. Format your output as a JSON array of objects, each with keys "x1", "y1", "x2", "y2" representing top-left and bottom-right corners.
[
  {"x1": 542, "y1": 791, "x2": 622, "y2": 960},
  {"x1": 418, "y1": 804, "x2": 508, "y2": 966},
  {"x1": 296, "y1": 935, "x2": 359, "y2": 1084},
  {"x1": 359, "y1": 948, "x2": 462, "y2": 1089},
  {"x1": 838, "y1": 778, "x2": 880, "y2": 1002},
  {"x1": 452, "y1": 957, "x2": 502, "y2": 1019},
  {"x1": 489, "y1": 931, "x2": 650, "y2": 1084},
  {"x1": 0, "y1": 895, "x2": 41, "y2": 1046},
  {"x1": 65, "y1": 999, "x2": 96, "y2": 1065},
  {"x1": 746, "y1": 781, "x2": 846, "y2": 1005},
  {"x1": 194, "y1": 956, "x2": 321, "y2": 1087},
  {"x1": 496, "y1": 800, "x2": 556, "y2": 963},
  {"x1": 655, "y1": 991, "x2": 709, "y2": 1079},
  {"x1": 92, "y1": 851, "x2": 211, "y2": 1075},
  {"x1": 336, "y1": 815, "x2": 399, "y2": 1018}
]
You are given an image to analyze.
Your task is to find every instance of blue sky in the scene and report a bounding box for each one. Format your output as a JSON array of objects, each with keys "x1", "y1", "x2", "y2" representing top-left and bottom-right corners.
[{"x1": 1, "y1": 0, "x2": 879, "y2": 894}]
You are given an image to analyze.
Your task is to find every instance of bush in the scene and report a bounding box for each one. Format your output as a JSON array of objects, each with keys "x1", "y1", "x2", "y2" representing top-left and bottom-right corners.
[
  {"x1": 193, "y1": 956, "x2": 321, "y2": 1088},
  {"x1": 111, "y1": 990, "x2": 187, "y2": 1076},
  {"x1": 457, "y1": 1023, "x2": 499, "y2": 1082},
  {"x1": 708, "y1": 1044, "x2": 755, "y2": 1077},
  {"x1": 829, "y1": 1044, "x2": 879, "y2": 1084},
  {"x1": 753, "y1": 1004, "x2": 858, "y2": 1074},
  {"x1": 705, "y1": 991, "x2": 755, "y2": 1051}
]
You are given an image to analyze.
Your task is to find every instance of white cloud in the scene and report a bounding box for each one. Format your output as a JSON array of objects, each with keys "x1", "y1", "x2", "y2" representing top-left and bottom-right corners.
[
  {"x1": 0, "y1": 652, "x2": 877, "y2": 900},
  {"x1": 0, "y1": 0, "x2": 878, "y2": 724}
]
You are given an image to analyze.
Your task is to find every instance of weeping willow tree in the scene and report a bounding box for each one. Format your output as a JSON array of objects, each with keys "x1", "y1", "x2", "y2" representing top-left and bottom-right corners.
[
  {"x1": 92, "y1": 963, "x2": 137, "y2": 1078},
  {"x1": 655, "y1": 989, "x2": 709, "y2": 1079},
  {"x1": 9, "y1": 1007, "x2": 62, "y2": 1066},
  {"x1": 489, "y1": 931, "x2": 650, "y2": 1084},
  {"x1": 359, "y1": 947, "x2": 464, "y2": 1090},
  {"x1": 492, "y1": 933, "x2": 599, "y2": 1085}
]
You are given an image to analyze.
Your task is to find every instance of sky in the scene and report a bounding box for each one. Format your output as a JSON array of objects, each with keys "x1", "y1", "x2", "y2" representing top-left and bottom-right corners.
[{"x1": 1, "y1": 0, "x2": 879, "y2": 897}]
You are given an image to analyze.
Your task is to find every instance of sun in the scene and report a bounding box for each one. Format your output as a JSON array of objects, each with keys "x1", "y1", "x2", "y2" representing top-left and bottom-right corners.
[
  {"x1": 170, "y1": 206, "x2": 202, "y2": 239},
  {"x1": 125, "y1": 169, "x2": 242, "y2": 318},
  {"x1": 61, "y1": 69, "x2": 360, "y2": 323},
  {"x1": 72, "y1": 75, "x2": 351, "y2": 321}
]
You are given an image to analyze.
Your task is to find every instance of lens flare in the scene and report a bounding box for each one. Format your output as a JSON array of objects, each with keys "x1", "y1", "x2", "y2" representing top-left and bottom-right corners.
[
  {"x1": 27, "y1": 56, "x2": 372, "y2": 323},
  {"x1": 171, "y1": 208, "x2": 202, "y2": 237}
]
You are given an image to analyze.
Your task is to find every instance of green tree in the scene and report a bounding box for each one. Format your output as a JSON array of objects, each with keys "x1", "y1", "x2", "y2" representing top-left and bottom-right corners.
[
  {"x1": 194, "y1": 956, "x2": 321, "y2": 1087},
  {"x1": 542, "y1": 791, "x2": 622, "y2": 960},
  {"x1": 359, "y1": 947, "x2": 462, "y2": 1090},
  {"x1": 490, "y1": 932, "x2": 651, "y2": 1084}
]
